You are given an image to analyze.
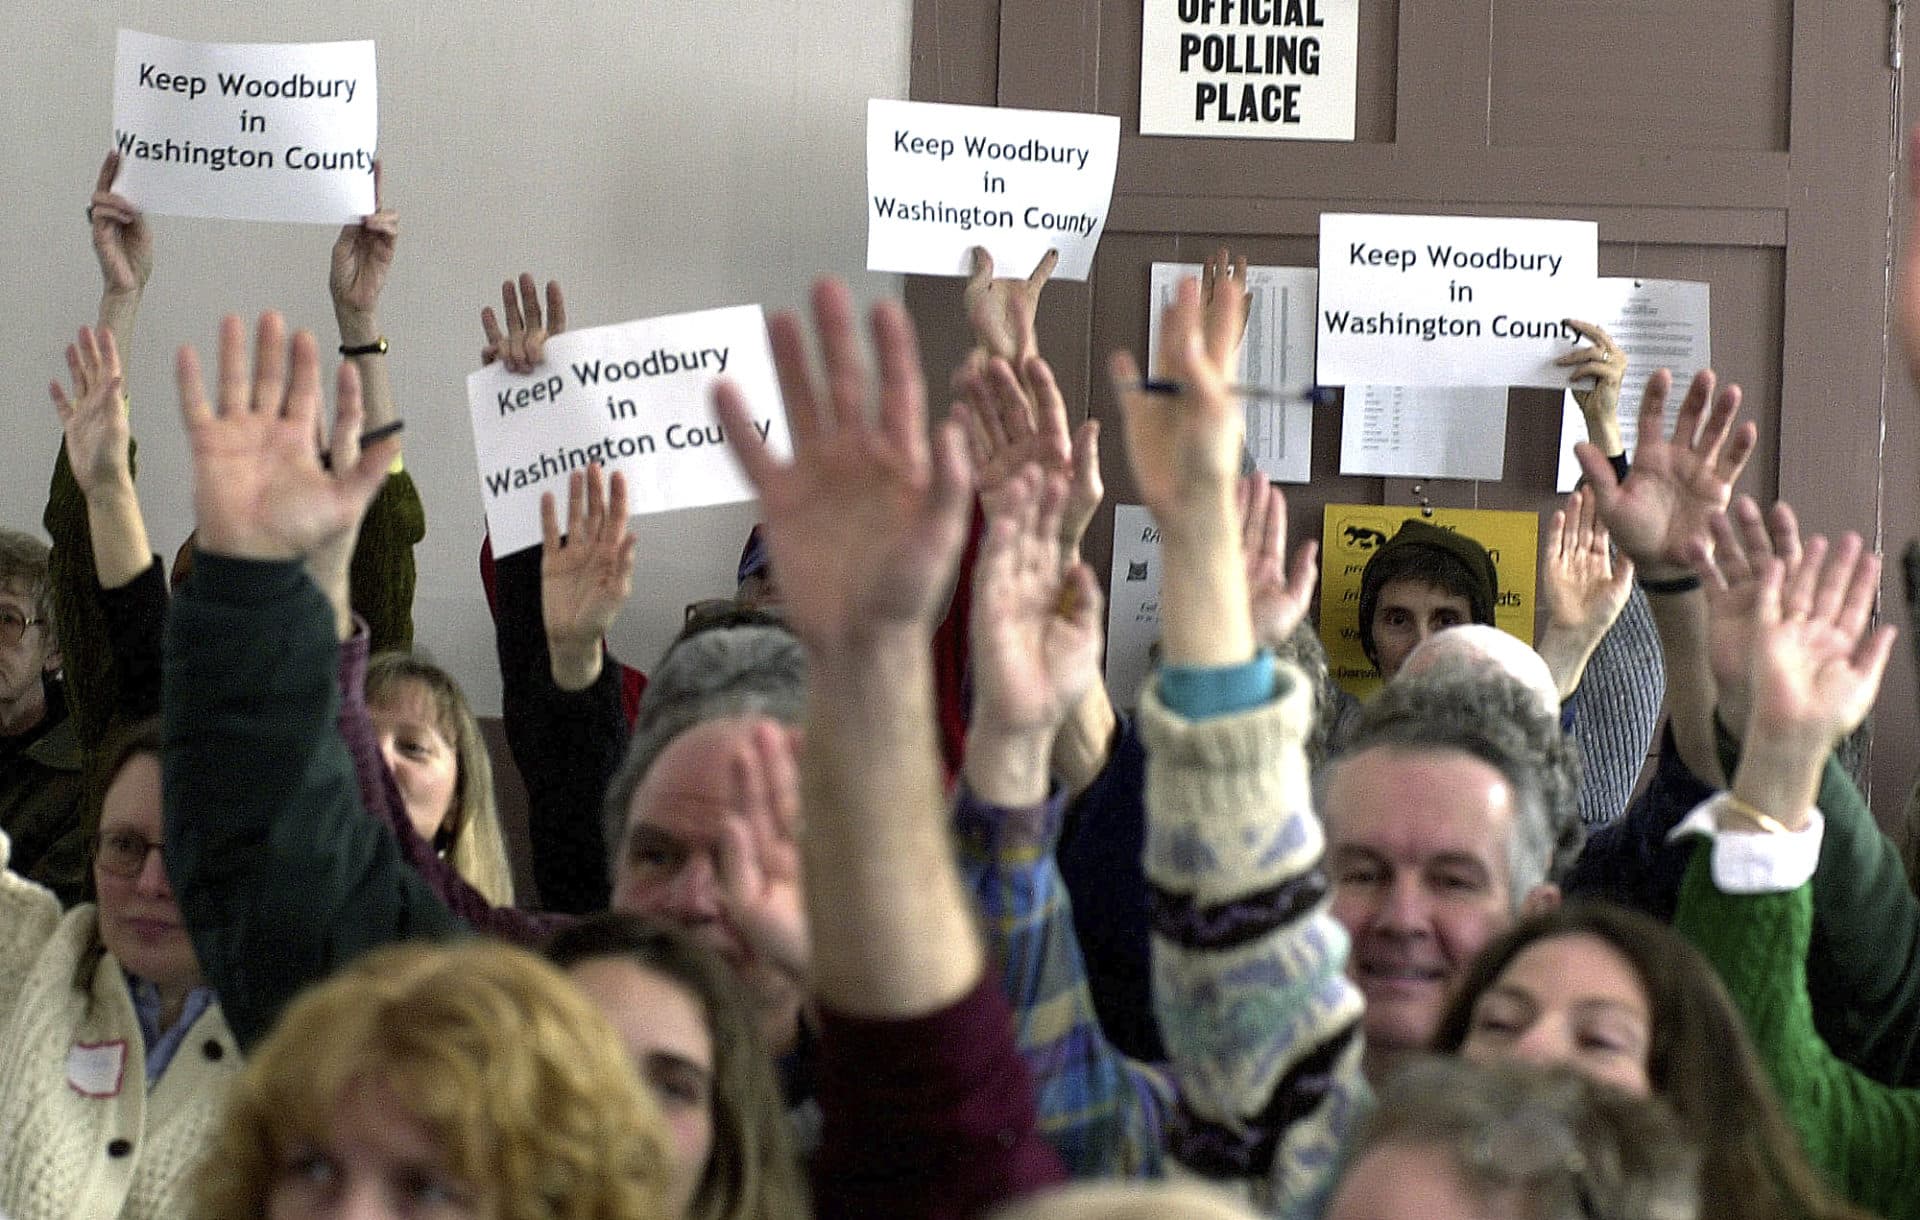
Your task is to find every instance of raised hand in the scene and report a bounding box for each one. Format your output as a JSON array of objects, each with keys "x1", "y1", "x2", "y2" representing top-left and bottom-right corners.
[
  {"x1": 1575, "y1": 367, "x2": 1756, "y2": 581},
  {"x1": 1536, "y1": 486, "x2": 1634, "y2": 699},
  {"x1": 481, "y1": 274, "x2": 568, "y2": 374},
  {"x1": 1238, "y1": 473, "x2": 1317, "y2": 651},
  {"x1": 954, "y1": 354, "x2": 1102, "y2": 563},
  {"x1": 969, "y1": 468, "x2": 1104, "y2": 739},
  {"x1": 714, "y1": 719, "x2": 810, "y2": 989},
  {"x1": 49, "y1": 327, "x2": 130, "y2": 498},
  {"x1": 1199, "y1": 245, "x2": 1251, "y2": 378},
  {"x1": 1557, "y1": 319, "x2": 1626, "y2": 454},
  {"x1": 328, "y1": 160, "x2": 398, "y2": 325},
  {"x1": 1693, "y1": 496, "x2": 1811, "y2": 730},
  {"x1": 540, "y1": 463, "x2": 636, "y2": 691},
  {"x1": 714, "y1": 278, "x2": 971, "y2": 659},
  {"x1": 1735, "y1": 541, "x2": 1891, "y2": 826},
  {"x1": 962, "y1": 245, "x2": 1057, "y2": 369},
  {"x1": 176, "y1": 313, "x2": 399, "y2": 563},
  {"x1": 89, "y1": 152, "x2": 152, "y2": 300},
  {"x1": 1112, "y1": 276, "x2": 1243, "y2": 539}
]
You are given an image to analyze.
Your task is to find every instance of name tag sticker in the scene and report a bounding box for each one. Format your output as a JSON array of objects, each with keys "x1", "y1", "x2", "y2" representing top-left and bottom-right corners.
[{"x1": 68, "y1": 1040, "x2": 127, "y2": 1098}]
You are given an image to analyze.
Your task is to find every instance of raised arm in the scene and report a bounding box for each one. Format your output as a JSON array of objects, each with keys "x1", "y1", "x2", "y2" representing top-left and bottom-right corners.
[
  {"x1": 1115, "y1": 278, "x2": 1367, "y2": 1218},
  {"x1": 1576, "y1": 367, "x2": 1755, "y2": 784},
  {"x1": 161, "y1": 312, "x2": 452, "y2": 1050},
  {"x1": 1674, "y1": 542, "x2": 1917, "y2": 1217},
  {"x1": 719, "y1": 278, "x2": 1063, "y2": 1216}
]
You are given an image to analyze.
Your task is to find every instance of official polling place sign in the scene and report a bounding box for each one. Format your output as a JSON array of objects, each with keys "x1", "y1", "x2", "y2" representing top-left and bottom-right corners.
[
  {"x1": 1319, "y1": 504, "x2": 1538, "y2": 700},
  {"x1": 1139, "y1": 0, "x2": 1359, "y2": 140},
  {"x1": 1315, "y1": 214, "x2": 1597, "y2": 388},
  {"x1": 866, "y1": 99, "x2": 1121, "y2": 281},
  {"x1": 467, "y1": 306, "x2": 791, "y2": 556},
  {"x1": 111, "y1": 30, "x2": 376, "y2": 224}
]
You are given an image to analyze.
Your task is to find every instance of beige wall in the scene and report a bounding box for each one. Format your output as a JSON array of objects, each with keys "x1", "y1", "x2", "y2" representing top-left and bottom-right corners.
[{"x1": 2, "y1": 1, "x2": 911, "y2": 711}]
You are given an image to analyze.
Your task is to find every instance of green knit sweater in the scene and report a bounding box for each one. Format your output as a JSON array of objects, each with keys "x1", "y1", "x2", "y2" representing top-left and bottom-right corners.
[{"x1": 1676, "y1": 844, "x2": 1920, "y2": 1219}]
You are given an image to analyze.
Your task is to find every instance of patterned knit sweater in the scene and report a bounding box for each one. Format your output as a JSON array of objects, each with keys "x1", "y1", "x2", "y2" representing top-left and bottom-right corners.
[
  {"x1": 0, "y1": 832, "x2": 239, "y2": 1220},
  {"x1": 1675, "y1": 846, "x2": 1920, "y2": 1219}
]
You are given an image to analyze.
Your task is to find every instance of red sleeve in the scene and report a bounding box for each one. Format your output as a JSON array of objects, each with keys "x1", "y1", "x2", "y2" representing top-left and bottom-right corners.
[{"x1": 811, "y1": 975, "x2": 1066, "y2": 1220}]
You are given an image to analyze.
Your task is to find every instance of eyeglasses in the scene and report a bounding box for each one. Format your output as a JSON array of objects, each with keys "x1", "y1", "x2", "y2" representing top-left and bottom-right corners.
[
  {"x1": 95, "y1": 829, "x2": 163, "y2": 879},
  {"x1": 0, "y1": 607, "x2": 44, "y2": 648}
]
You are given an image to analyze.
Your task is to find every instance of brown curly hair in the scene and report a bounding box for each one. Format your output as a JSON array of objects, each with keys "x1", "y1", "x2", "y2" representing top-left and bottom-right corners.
[{"x1": 193, "y1": 940, "x2": 672, "y2": 1220}]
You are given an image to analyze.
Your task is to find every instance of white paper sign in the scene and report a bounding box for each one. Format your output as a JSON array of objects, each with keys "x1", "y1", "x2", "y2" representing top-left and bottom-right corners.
[
  {"x1": 1316, "y1": 214, "x2": 1597, "y2": 389},
  {"x1": 111, "y1": 31, "x2": 376, "y2": 224},
  {"x1": 1106, "y1": 505, "x2": 1163, "y2": 708},
  {"x1": 1147, "y1": 262, "x2": 1319, "y2": 482},
  {"x1": 1139, "y1": 0, "x2": 1359, "y2": 141},
  {"x1": 1554, "y1": 279, "x2": 1713, "y2": 490},
  {"x1": 866, "y1": 99, "x2": 1120, "y2": 281},
  {"x1": 467, "y1": 306, "x2": 790, "y2": 556},
  {"x1": 1338, "y1": 385, "x2": 1509, "y2": 480}
]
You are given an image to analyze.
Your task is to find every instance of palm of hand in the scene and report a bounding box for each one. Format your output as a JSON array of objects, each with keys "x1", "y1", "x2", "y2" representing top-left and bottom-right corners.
[
  {"x1": 966, "y1": 283, "x2": 1039, "y2": 361},
  {"x1": 67, "y1": 396, "x2": 131, "y2": 494},
  {"x1": 543, "y1": 545, "x2": 628, "y2": 643},
  {"x1": 977, "y1": 430, "x2": 1071, "y2": 517},
  {"x1": 1123, "y1": 401, "x2": 1241, "y2": 520},
  {"x1": 1545, "y1": 552, "x2": 1627, "y2": 631},
  {"x1": 758, "y1": 443, "x2": 962, "y2": 648},
  {"x1": 192, "y1": 421, "x2": 357, "y2": 560},
  {"x1": 1751, "y1": 617, "x2": 1875, "y2": 741},
  {"x1": 1249, "y1": 573, "x2": 1309, "y2": 651},
  {"x1": 1609, "y1": 447, "x2": 1725, "y2": 569},
  {"x1": 976, "y1": 577, "x2": 1099, "y2": 732}
]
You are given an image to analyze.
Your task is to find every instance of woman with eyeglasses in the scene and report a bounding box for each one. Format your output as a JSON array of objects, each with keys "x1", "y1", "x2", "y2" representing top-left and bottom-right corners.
[{"x1": 0, "y1": 718, "x2": 235, "y2": 1220}]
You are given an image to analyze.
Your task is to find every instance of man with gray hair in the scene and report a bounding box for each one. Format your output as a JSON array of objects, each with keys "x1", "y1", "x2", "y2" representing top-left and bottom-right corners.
[{"x1": 1321, "y1": 658, "x2": 1583, "y2": 1081}]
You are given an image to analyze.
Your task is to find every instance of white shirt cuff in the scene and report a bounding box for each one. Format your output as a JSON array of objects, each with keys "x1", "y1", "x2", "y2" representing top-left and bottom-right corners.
[{"x1": 1667, "y1": 794, "x2": 1824, "y2": 894}]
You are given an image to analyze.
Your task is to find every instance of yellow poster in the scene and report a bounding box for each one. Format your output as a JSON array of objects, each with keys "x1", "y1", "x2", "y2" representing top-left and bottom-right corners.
[{"x1": 1320, "y1": 504, "x2": 1539, "y2": 700}]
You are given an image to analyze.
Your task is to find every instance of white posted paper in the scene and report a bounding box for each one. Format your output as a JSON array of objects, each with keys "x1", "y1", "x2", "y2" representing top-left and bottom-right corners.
[
  {"x1": 1338, "y1": 385, "x2": 1509, "y2": 480},
  {"x1": 1139, "y1": 0, "x2": 1359, "y2": 141},
  {"x1": 866, "y1": 99, "x2": 1121, "y2": 281},
  {"x1": 1316, "y1": 213, "x2": 1597, "y2": 389},
  {"x1": 1147, "y1": 262, "x2": 1318, "y2": 482},
  {"x1": 112, "y1": 30, "x2": 377, "y2": 224},
  {"x1": 1554, "y1": 279, "x2": 1712, "y2": 490},
  {"x1": 467, "y1": 306, "x2": 790, "y2": 556},
  {"x1": 1106, "y1": 505, "x2": 1163, "y2": 708}
]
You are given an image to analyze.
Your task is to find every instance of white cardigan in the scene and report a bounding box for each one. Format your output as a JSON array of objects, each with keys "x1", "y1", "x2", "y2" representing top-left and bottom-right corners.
[{"x1": 0, "y1": 831, "x2": 239, "y2": 1220}]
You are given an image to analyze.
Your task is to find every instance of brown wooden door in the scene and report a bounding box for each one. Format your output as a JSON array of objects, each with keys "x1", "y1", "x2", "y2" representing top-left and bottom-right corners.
[{"x1": 906, "y1": 0, "x2": 1909, "y2": 821}]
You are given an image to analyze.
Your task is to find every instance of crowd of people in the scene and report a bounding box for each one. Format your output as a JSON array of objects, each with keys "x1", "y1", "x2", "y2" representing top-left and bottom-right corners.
[{"x1": 3, "y1": 133, "x2": 1920, "y2": 1220}]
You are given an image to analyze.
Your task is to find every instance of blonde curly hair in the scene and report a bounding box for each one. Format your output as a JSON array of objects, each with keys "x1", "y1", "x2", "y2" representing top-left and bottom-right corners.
[{"x1": 193, "y1": 940, "x2": 672, "y2": 1220}]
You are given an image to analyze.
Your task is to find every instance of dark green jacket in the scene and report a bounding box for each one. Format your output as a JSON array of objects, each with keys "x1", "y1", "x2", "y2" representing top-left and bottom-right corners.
[{"x1": 161, "y1": 553, "x2": 459, "y2": 1051}]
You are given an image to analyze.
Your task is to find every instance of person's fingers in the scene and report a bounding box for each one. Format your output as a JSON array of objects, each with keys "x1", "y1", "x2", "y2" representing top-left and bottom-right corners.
[
  {"x1": 560, "y1": 468, "x2": 586, "y2": 541},
  {"x1": 585, "y1": 461, "x2": 608, "y2": 534},
  {"x1": 1730, "y1": 495, "x2": 1769, "y2": 568},
  {"x1": 540, "y1": 489, "x2": 563, "y2": 554},
  {"x1": 1632, "y1": 368, "x2": 1674, "y2": 457},
  {"x1": 1545, "y1": 509, "x2": 1568, "y2": 567},
  {"x1": 546, "y1": 281, "x2": 567, "y2": 336},
  {"x1": 755, "y1": 718, "x2": 802, "y2": 838},
  {"x1": 1837, "y1": 551, "x2": 1883, "y2": 643},
  {"x1": 952, "y1": 398, "x2": 990, "y2": 473},
  {"x1": 281, "y1": 329, "x2": 323, "y2": 434},
  {"x1": 1753, "y1": 556, "x2": 1787, "y2": 628},
  {"x1": 603, "y1": 467, "x2": 631, "y2": 537},
  {"x1": 871, "y1": 296, "x2": 930, "y2": 472},
  {"x1": 977, "y1": 365, "x2": 1012, "y2": 451},
  {"x1": 968, "y1": 245, "x2": 995, "y2": 291},
  {"x1": 94, "y1": 150, "x2": 120, "y2": 195},
  {"x1": 518, "y1": 271, "x2": 544, "y2": 335},
  {"x1": 1564, "y1": 361, "x2": 1619, "y2": 384},
  {"x1": 1687, "y1": 535, "x2": 1729, "y2": 593},
  {"x1": 715, "y1": 380, "x2": 783, "y2": 494},
  {"x1": 1785, "y1": 535, "x2": 1828, "y2": 618},
  {"x1": 1287, "y1": 537, "x2": 1319, "y2": 603},
  {"x1": 1706, "y1": 510, "x2": 1749, "y2": 587},
  {"x1": 64, "y1": 343, "x2": 87, "y2": 403},
  {"x1": 765, "y1": 311, "x2": 823, "y2": 448},
  {"x1": 927, "y1": 416, "x2": 976, "y2": 539},
  {"x1": 328, "y1": 359, "x2": 365, "y2": 475},
  {"x1": 480, "y1": 307, "x2": 506, "y2": 367},
  {"x1": 814, "y1": 279, "x2": 871, "y2": 436},
  {"x1": 1071, "y1": 419, "x2": 1101, "y2": 488},
  {"x1": 1025, "y1": 356, "x2": 1072, "y2": 459},
  {"x1": 1235, "y1": 472, "x2": 1255, "y2": 536},
  {"x1": 1029, "y1": 248, "x2": 1059, "y2": 291},
  {"x1": 1813, "y1": 533, "x2": 1864, "y2": 626},
  {"x1": 216, "y1": 314, "x2": 251, "y2": 418},
  {"x1": 1259, "y1": 478, "x2": 1284, "y2": 561},
  {"x1": 1767, "y1": 501, "x2": 1803, "y2": 573},
  {"x1": 501, "y1": 277, "x2": 526, "y2": 338},
  {"x1": 1695, "y1": 379, "x2": 1742, "y2": 465},
  {"x1": 1668, "y1": 368, "x2": 1716, "y2": 449},
  {"x1": 986, "y1": 358, "x2": 1036, "y2": 444},
  {"x1": 1847, "y1": 626, "x2": 1898, "y2": 714},
  {"x1": 1716, "y1": 419, "x2": 1759, "y2": 485},
  {"x1": 1554, "y1": 345, "x2": 1606, "y2": 367}
]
